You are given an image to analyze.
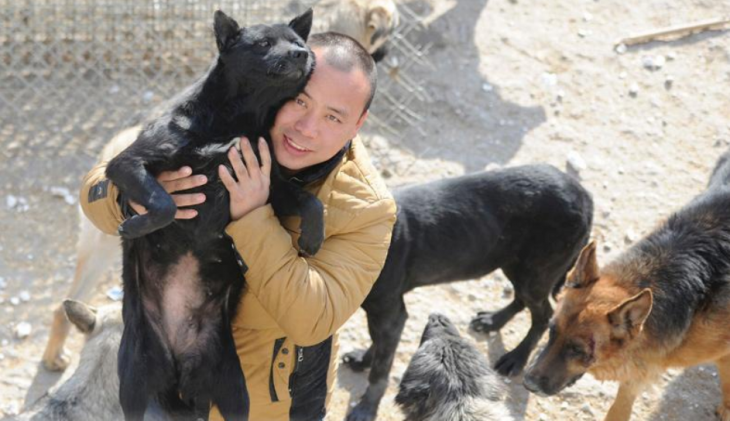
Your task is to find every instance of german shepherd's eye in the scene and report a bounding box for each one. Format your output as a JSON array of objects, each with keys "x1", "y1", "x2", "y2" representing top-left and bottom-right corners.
[{"x1": 567, "y1": 343, "x2": 586, "y2": 358}]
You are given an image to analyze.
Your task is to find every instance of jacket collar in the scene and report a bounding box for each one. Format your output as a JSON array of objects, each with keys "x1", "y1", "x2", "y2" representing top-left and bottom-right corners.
[{"x1": 286, "y1": 141, "x2": 351, "y2": 187}]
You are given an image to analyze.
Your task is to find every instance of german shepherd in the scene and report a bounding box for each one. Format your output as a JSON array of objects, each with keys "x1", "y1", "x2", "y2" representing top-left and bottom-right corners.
[
  {"x1": 524, "y1": 151, "x2": 730, "y2": 421},
  {"x1": 342, "y1": 164, "x2": 593, "y2": 421},
  {"x1": 395, "y1": 313, "x2": 514, "y2": 421},
  {"x1": 104, "y1": 10, "x2": 315, "y2": 420}
]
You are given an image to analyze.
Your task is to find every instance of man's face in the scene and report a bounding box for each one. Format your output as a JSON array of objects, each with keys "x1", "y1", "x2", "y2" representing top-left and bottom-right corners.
[{"x1": 270, "y1": 46, "x2": 370, "y2": 172}]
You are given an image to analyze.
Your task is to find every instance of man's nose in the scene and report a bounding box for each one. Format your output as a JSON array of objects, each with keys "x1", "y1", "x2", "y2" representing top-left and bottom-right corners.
[{"x1": 293, "y1": 111, "x2": 317, "y2": 138}]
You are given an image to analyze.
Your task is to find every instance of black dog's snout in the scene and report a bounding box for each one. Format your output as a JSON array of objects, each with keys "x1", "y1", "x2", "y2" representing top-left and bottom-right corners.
[{"x1": 288, "y1": 47, "x2": 308, "y2": 63}]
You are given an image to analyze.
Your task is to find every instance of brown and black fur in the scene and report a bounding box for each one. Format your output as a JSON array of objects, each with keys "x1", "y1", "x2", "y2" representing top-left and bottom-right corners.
[
  {"x1": 524, "y1": 150, "x2": 730, "y2": 421},
  {"x1": 342, "y1": 164, "x2": 593, "y2": 421},
  {"x1": 104, "y1": 10, "x2": 315, "y2": 421}
]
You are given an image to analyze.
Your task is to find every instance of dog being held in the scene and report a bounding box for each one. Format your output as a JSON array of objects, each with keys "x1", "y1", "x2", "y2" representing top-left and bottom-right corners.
[
  {"x1": 524, "y1": 151, "x2": 730, "y2": 421},
  {"x1": 103, "y1": 10, "x2": 316, "y2": 421},
  {"x1": 395, "y1": 313, "x2": 514, "y2": 421},
  {"x1": 342, "y1": 164, "x2": 593, "y2": 421}
]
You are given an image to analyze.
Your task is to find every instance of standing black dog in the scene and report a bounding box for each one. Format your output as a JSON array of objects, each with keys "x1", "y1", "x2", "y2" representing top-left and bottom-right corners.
[
  {"x1": 395, "y1": 313, "x2": 514, "y2": 421},
  {"x1": 343, "y1": 164, "x2": 594, "y2": 421},
  {"x1": 104, "y1": 10, "x2": 315, "y2": 421}
]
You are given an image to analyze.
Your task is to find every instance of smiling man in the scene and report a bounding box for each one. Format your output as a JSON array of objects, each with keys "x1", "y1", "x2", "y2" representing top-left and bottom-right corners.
[{"x1": 79, "y1": 32, "x2": 396, "y2": 420}]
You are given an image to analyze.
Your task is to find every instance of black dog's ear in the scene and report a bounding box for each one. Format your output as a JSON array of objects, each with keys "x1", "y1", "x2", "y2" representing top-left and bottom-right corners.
[
  {"x1": 214, "y1": 10, "x2": 241, "y2": 52},
  {"x1": 289, "y1": 8, "x2": 313, "y2": 42}
]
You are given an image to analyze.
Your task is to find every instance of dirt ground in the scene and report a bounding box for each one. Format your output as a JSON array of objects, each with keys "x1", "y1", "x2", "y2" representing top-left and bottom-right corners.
[{"x1": 1, "y1": 0, "x2": 729, "y2": 420}]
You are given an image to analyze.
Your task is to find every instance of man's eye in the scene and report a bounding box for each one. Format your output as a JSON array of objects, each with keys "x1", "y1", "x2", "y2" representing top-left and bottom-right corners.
[
  {"x1": 327, "y1": 115, "x2": 341, "y2": 123},
  {"x1": 295, "y1": 98, "x2": 306, "y2": 107}
]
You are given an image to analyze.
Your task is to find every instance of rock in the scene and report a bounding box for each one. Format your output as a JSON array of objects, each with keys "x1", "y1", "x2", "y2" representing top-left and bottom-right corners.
[
  {"x1": 628, "y1": 83, "x2": 639, "y2": 97},
  {"x1": 6, "y1": 195, "x2": 17, "y2": 209},
  {"x1": 9, "y1": 297, "x2": 20, "y2": 306},
  {"x1": 18, "y1": 291, "x2": 30, "y2": 302},
  {"x1": 664, "y1": 75, "x2": 674, "y2": 90},
  {"x1": 566, "y1": 151, "x2": 587, "y2": 178},
  {"x1": 14, "y1": 322, "x2": 32, "y2": 339},
  {"x1": 50, "y1": 186, "x2": 77, "y2": 205},
  {"x1": 615, "y1": 43, "x2": 627, "y2": 54},
  {"x1": 642, "y1": 55, "x2": 665, "y2": 71},
  {"x1": 106, "y1": 286, "x2": 124, "y2": 301},
  {"x1": 624, "y1": 229, "x2": 638, "y2": 244}
]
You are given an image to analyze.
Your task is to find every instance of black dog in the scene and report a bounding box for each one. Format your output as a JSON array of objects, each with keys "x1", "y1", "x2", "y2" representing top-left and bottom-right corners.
[
  {"x1": 343, "y1": 164, "x2": 594, "y2": 421},
  {"x1": 104, "y1": 10, "x2": 315, "y2": 421},
  {"x1": 395, "y1": 313, "x2": 514, "y2": 421}
]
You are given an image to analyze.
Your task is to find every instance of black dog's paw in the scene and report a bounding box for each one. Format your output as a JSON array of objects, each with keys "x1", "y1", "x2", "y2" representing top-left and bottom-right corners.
[
  {"x1": 297, "y1": 202, "x2": 325, "y2": 256},
  {"x1": 469, "y1": 311, "x2": 502, "y2": 334},
  {"x1": 494, "y1": 348, "x2": 529, "y2": 377},
  {"x1": 345, "y1": 403, "x2": 377, "y2": 421},
  {"x1": 342, "y1": 349, "x2": 372, "y2": 372}
]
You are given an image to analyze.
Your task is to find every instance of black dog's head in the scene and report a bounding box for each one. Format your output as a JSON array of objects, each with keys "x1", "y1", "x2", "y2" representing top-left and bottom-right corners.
[{"x1": 213, "y1": 9, "x2": 315, "y2": 91}]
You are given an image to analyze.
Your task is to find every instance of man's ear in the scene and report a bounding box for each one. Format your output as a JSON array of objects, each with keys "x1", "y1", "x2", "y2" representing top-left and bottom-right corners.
[
  {"x1": 566, "y1": 241, "x2": 600, "y2": 289},
  {"x1": 214, "y1": 10, "x2": 241, "y2": 52},
  {"x1": 289, "y1": 8, "x2": 313, "y2": 42},
  {"x1": 63, "y1": 299, "x2": 97, "y2": 334},
  {"x1": 607, "y1": 289, "x2": 653, "y2": 339},
  {"x1": 355, "y1": 110, "x2": 369, "y2": 132}
]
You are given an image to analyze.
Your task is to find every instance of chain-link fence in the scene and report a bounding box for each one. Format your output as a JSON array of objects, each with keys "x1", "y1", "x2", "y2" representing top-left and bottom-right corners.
[{"x1": 0, "y1": 0, "x2": 432, "y2": 161}]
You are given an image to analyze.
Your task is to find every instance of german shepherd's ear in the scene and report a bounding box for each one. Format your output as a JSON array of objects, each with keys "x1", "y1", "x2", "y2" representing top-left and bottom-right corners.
[
  {"x1": 63, "y1": 299, "x2": 98, "y2": 334},
  {"x1": 214, "y1": 10, "x2": 241, "y2": 52},
  {"x1": 289, "y1": 8, "x2": 313, "y2": 42},
  {"x1": 566, "y1": 241, "x2": 599, "y2": 288},
  {"x1": 607, "y1": 289, "x2": 653, "y2": 339}
]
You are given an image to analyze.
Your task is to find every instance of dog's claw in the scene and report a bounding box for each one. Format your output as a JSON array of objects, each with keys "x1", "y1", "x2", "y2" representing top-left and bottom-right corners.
[
  {"x1": 342, "y1": 349, "x2": 371, "y2": 372},
  {"x1": 469, "y1": 312, "x2": 498, "y2": 333},
  {"x1": 494, "y1": 350, "x2": 528, "y2": 377}
]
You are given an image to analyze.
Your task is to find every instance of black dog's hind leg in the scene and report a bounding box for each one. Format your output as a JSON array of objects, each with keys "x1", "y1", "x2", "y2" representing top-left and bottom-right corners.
[
  {"x1": 212, "y1": 327, "x2": 249, "y2": 421},
  {"x1": 106, "y1": 157, "x2": 176, "y2": 239},
  {"x1": 346, "y1": 300, "x2": 408, "y2": 421},
  {"x1": 470, "y1": 297, "x2": 526, "y2": 334},
  {"x1": 269, "y1": 174, "x2": 324, "y2": 257}
]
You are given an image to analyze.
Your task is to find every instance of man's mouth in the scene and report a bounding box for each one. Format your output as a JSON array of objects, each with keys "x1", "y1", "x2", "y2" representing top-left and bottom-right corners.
[{"x1": 284, "y1": 135, "x2": 311, "y2": 153}]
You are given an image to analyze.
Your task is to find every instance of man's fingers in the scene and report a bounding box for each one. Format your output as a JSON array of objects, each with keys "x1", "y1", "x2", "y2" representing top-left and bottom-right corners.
[
  {"x1": 172, "y1": 193, "x2": 205, "y2": 208},
  {"x1": 259, "y1": 137, "x2": 272, "y2": 178},
  {"x1": 161, "y1": 174, "x2": 207, "y2": 194},
  {"x1": 219, "y1": 164, "x2": 238, "y2": 193},
  {"x1": 175, "y1": 209, "x2": 198, "y2": 220},
  {"x1": 157, "y1": 166, "x2": 192, "y2": 182},
  {"x1": 240, "y1": 137, "x2": 261, "y2": 182},
  {"x1": 229, "y1": 140, "x2": 249, "y2": 182}
]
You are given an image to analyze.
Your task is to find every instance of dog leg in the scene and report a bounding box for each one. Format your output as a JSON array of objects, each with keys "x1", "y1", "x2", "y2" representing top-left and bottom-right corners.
[
  {"x1": 269, "y1": 175, "x2": 324, "y2": 257},
  {"x1": 604, "y1": 381, "x2": 642, "y2": 421},
  {"x1": 494, "y1": 298, "x2": 551, "y2": 377},
  {"x1": 119, "y1": 329, "x2": 150, "y2": 421},
  {"x1": 716, "y1": 354, "x2": 730, "y2": 421},
  {"x1": 42, "y1": 213, "x2": 120, "y2": 371},
  {"x1": 212, "y1": 327, "x2": 249, "y2": 421},
  {"x1": 470, "y1": 297, "x2": 525, "y2": 333},
  {"x1": 347, "y1": 302, "x2": 407, "y2": 421}
]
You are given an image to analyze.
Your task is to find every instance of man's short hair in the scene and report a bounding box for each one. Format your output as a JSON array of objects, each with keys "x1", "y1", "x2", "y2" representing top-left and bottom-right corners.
[{"x1": 308, "y1": 32, "x2": 377, "y2": 115}]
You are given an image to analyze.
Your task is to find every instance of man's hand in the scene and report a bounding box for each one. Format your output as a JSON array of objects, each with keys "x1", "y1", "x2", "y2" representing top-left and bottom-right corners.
[
  {"x1": 219, "y1": 137, "x2": 271, "y2": 221},
  {"x1": 129, "y1": 167, "x2": 208, "y2": 219}
]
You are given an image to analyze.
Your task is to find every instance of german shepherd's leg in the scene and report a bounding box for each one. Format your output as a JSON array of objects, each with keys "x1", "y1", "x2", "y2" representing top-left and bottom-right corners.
[
  {"x1": 347, "y1": 301, "x2": 408, "y2": 421},
  {"x1": 715, "y1": 354, "x2": 730, "y2": 421},
  {"x1": 469, "y1": 297, "x2": 526, "y2": 334},
  {"x1": 604, "y1": 381, "x2": 643, "y2": 421},
  {"x1": 269, "y1": 174, "x2": 324, "y2": 257},
  {"x1": 42, "y1": 215, "x2": 119, "y2": 371}
]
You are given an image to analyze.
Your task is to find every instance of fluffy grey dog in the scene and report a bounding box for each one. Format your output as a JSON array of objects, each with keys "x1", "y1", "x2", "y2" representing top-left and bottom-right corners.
[{"x1": 395, "y1": 314, "x2": 514, "y2": 421}]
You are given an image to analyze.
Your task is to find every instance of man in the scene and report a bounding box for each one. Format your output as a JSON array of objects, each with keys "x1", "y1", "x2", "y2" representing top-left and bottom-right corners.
[{"x1": 79, "y1": 32, "x2": 396, "y2": 420}]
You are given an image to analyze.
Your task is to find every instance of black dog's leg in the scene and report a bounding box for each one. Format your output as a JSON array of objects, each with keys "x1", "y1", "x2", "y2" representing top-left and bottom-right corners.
[
  {"x1": 212, "y1": 326, "x2": 249, "y2": 421},
  {"x1": 106, "y1": 157, "x2": 176, "y2": 239},
  {"x1": 494, "y1": 296, "x2": 552, "y2": 377},
  {"x1": 346, "y1": 301, "x2": 408, "y2": 421},
  {"x1": 119, "y1": 325, "x2": 150, "y2": 421},
  {"x1": 341, "y1": 345, "x2": 374, "y2": 372},
  {"x1": 269, "y1": 175, "x2": 324, "y2": 256},
  {"x1": 469, "y1": 297, "x2": 525, "y2": 333}
]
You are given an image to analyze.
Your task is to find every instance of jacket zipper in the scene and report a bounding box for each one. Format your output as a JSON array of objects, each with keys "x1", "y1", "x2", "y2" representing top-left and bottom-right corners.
[{"x1": 289, "y1": 346, "x2": 304, "y2": 394}]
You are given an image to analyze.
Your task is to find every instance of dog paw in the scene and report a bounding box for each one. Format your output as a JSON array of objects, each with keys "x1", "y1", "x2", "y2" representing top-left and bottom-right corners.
[
  {"x1": 469, "y1": 312, "x2": 500, "y2": 333},
  {"x1": 42, "y1": 348, "x2": 71, "y2": 371},
  {"x1": 346, "y1": 403, "x2": 377, "y2": 421},
  {"x1": 342, "y1": 349, "x2": 371, "y2": 372},
  {"x1": 297, "y1": 231, "x2": 324, "y2": 257},
  {"x1": 717, "y1": 404, "x2": 730, "y2": 421},
  {"x1": 494, "y1": 350, "x2": 529, "y2": 377}
]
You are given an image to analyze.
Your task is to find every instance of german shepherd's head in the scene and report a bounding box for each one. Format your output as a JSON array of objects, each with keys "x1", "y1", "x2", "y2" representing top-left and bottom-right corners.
[
  {"x1": 523, "y1": 241, "x2": 654, "y2": 396},
  {"x1": 213, "y1": 9, "x2": 315, "y2": 92}
]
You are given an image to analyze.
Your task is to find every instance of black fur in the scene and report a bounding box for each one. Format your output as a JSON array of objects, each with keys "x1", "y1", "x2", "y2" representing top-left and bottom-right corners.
[
  {"x1": 105, "y1": 10, "x2": 315, "y2": 421},
  {"x1": 395, "y1": 314, "x2": 513, "y2": 421},
  {"x1": 343, "y1": 164, "x2": 593, "y2": 421}
]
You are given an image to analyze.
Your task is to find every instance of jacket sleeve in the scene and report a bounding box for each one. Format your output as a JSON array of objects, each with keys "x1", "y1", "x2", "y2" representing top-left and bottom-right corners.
[
  {"x1": 79, "y1": 161, "x2": 126, "y2": 236},
  {"x1": 224, "y1": 199, "x2": 397, "y2": 346}
]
